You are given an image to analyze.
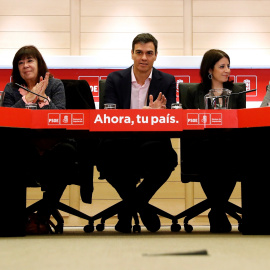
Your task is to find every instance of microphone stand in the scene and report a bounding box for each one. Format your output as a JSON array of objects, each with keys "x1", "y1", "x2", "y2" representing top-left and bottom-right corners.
[
  {"x1": 15, "y1": 83, "x2": 51, "y2": 108},
  {"x1": 230, "y1": 89, "x2": 257, "y2": 95}
]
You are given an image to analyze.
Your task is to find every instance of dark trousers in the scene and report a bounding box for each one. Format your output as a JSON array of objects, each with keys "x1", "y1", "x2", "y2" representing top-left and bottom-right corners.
[
  {"x1": 201, "y1": 178, "x2": 236, "y2": 214},
  {"x1": 32, "y1": 140, "x2": 78, "y2": 218},
  {"x1": 97, "y1": 137, "x2": 178, "y2": 211},
  {"x1": 3, "y1": 134, "x2": 77, "y2": 220},
  {"x1": 181, "y1": 132, "x2": 244, "y2": 216},
  {"x1": 0, "y1": 130, "x2": 78, "y2": 235}
]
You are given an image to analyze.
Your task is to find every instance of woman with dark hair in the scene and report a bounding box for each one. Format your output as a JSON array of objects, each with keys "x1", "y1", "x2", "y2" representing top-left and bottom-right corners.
[
  {"x1": 3, "y1": 45, "x2": 65, "y2": 109},
  {"x1": 185, "y1": 49, "x2": 245, "y2": 109},
  {"x1": 2, "y1": 45, "x2": 76, "y2": 234},
  {"x1": 184, "y1": 49, "x2": 246, "y2": 232}
]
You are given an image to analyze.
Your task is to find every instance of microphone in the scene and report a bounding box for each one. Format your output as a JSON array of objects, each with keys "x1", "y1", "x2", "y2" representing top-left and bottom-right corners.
[
  {"x1": 213, "y1": 89, "x2": 257, "y2": 99},
  {"x1": 231, "y1": 89, "x2": 257, "y2": 95},
  {"x1": 15, "y1": 83, "x2": 50, "y2": 106}
]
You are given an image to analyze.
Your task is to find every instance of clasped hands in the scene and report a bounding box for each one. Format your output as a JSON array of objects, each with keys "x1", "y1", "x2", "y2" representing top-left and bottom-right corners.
[
  {"x1": 24, "y1": 72, "x2": 50, "y2": 103},
  {"x1": 143, "y1": 92, "x2": 167, "y2": 109}
]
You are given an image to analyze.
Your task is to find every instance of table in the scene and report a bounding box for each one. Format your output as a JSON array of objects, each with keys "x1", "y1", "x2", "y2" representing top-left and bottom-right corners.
[{"x1": 1, "y1": 107, "x2": 270, "y2": 235}]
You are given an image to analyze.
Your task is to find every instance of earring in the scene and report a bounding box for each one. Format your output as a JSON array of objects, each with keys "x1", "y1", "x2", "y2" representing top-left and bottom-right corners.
[{"x1": 208, "y1": 73, "x2": 212, "y2": 80}]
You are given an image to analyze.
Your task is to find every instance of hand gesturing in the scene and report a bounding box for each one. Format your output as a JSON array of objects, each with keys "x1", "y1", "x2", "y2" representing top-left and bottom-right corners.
[{"x1": 149, "y1": 92, "x2": 167, "y2": 109}]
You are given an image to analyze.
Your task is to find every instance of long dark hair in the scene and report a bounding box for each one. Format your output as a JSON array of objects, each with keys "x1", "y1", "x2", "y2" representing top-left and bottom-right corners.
[
  {"x1": 200, "y1": 49, "x2": 233, "y2": 93},
  {"x1": 12, "y1": 45, "x2": 51, "y2": 86}
]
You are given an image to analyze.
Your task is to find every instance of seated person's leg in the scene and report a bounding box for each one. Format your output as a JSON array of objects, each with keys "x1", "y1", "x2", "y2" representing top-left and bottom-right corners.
[
  {"x1": 106, "y1": 175, "x2": 138, "y2": 233},
  {"x1": 135, "y1": 138, "x2": 178, "y2": 232},
  {"x1": 199, "y1": 137, "x2": 240, "y2": 233},
  {"x1": 97, "y1": 138, "x2": 139, "y2": 233},
  {"x1": 183, "y1": 135, "x2": 240, "y2": 233},
  {"x1": 76, "y1": 137, "x2": 99, "y2": 204},
  {"x1": 38, "y1": 141, "x2": 77, "y2": 220},
  {"x1": 137, "y1": 138, "x2": 177, "y2": 203},
  {"x1": 201, "y1": 178, "x2": 236, "y2": 233}
]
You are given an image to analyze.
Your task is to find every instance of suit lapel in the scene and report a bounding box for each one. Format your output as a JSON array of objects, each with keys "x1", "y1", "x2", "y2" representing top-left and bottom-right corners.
[
  {"x1": 120, "y1": 67, "x2": 132, "y2": 109},
  {"x1": 147, "y1": 68, "x2": 161, "y2": 105}
]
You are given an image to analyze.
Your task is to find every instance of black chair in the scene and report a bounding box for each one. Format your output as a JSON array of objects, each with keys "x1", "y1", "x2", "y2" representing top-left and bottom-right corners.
[
  {"x1": 173, "y1": 82, "x2": 246, "y2": 232},
  {"x1": 92, "y1": 79, "x2": 176, "y2": 233},
  {"x1": 26, "y1": 79, "x2": 96, "y2": 233}
]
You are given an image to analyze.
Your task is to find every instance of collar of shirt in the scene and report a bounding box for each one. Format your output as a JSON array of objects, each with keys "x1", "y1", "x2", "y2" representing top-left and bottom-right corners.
[
  {"x1": 131, "y1": 66, "x2": 153, "y2": 83},
  {"x1": 130, "y1": 66, "x2": 153, "y2": 109}
]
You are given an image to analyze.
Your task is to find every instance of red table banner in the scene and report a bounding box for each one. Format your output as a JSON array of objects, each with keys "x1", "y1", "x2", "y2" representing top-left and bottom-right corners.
[
  {"x1": 238, "y1": 107, "x2": 270, "y2": 128},
  {"x1": 0, "y1": 107, "x2": 31, "y2": 128},
  {"x1": 0, "y1": 107, "x2": 269, "y2": 131}
]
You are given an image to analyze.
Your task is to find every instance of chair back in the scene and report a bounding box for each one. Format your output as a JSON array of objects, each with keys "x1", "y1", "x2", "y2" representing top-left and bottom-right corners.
[
  {"x1": 179, "y1": 83, "x2": 199, "y2": 109},
  {"x1": 179, "y1": 82, "x2": 246, "y2": 109},
  {"x1": 61, "y1": 80, "x2": 95, "y2": 109},
  {"x1": 99, "y1": 79, "x2": 106, "y2": 109},
  {"x1": 234, "y1": 82, "x2": 247, "y2": 106},
  {"x1": 61, "y1": 79, "x2": 97, "y2": 203}
]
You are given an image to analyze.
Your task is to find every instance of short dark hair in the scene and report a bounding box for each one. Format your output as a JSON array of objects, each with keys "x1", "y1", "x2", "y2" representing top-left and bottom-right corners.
[
  {"x1": 12, "y1": 45, "x2": 50, "y2": 86},
  {"x1": 200, "y1": 49, "x2": 232, "y2": 92},
  {"x1": 132, "y1": 33, "x2": 158, "y2": 54}
]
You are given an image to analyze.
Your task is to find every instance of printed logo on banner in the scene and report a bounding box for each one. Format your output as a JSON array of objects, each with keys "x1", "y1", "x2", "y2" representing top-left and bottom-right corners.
[
  {"x1": 187, "y1": 113, "x2": 199, "y2": 125},
  {"x1": 174, "y1": 76, "x2": 190, "y2": 102},
  {"x1": 48, "y1": 113, "x2": 84, "y2": 125},
  {"x1": 72, "y1": 113, "x2": 84, "y2": 125},
  {"x1": 199, "y1": 114, "x2": 211, "y2": 125},
  {"x1": 78, "y1": 76, "x2": 99, "y2": 102},
  {"x1": 187, "y1": 113, "x2": 222, "y2": 125},
  {"x1": 236, "y1": 75, "x2": 257, "y2": 97},
  {"x1": 60, "y1": 114, "x2": 72, "y2": 125},
  {"x1": 210, "y1": 113, "x2": 222, "y2": 125},
  {"x1": 48, "y1": 113, "x2": 60, "y2": 125}
]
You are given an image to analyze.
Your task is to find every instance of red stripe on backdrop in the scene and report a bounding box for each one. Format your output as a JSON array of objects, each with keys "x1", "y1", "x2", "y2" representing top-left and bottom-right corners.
[{"x1": 0, "y1": 68, "x2": 268, "y2": 103}]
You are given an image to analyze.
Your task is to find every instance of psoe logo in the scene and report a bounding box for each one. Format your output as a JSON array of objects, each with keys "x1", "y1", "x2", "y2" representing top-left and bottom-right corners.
[
  {"x1": 187, "y1": 113, "x2": 199, "y2": 125},
  {"x1": 48, "y1": 113, "x2": 60, "y2": 125}
]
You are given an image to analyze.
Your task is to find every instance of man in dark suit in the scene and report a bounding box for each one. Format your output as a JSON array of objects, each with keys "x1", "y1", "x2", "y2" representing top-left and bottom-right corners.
[{"x1": 98, "y1": 33, "x2": 178, "y2": 233}]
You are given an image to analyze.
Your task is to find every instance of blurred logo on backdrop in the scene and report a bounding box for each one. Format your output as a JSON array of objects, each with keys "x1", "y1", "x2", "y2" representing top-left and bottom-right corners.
[
  {"x1": 236, "y1": 75, "x2": 257, "y2": 97},
  {"x1": 78, "y1": 76, "x2": 99, "y2": 102}
]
